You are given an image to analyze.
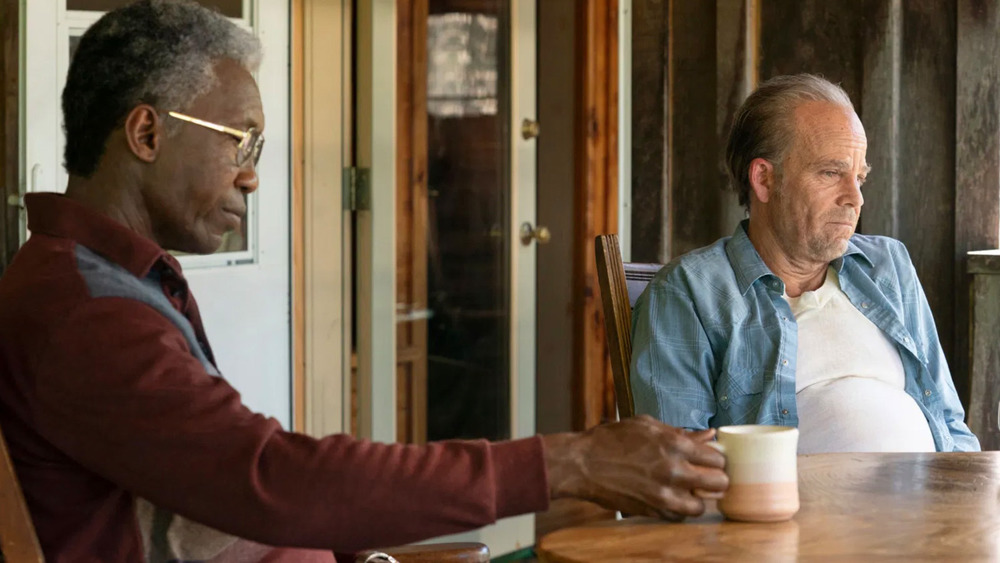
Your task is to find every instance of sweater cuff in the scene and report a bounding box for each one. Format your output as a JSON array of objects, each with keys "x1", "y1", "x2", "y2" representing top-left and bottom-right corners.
[{"x1": 489, "y1": 435, "x2": 550, "y2": 519}]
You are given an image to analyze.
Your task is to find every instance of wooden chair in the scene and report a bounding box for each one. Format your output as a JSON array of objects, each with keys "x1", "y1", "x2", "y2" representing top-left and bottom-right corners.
[
  {"x1": 0, "y1": 422, "x2": 44, "y2": 563},
  {"x1": 594, "y1": 234, "x2": 663, "y2": 419},
  {"x1": 0, "y1": 419, "x2": 485, "y2": 563}
]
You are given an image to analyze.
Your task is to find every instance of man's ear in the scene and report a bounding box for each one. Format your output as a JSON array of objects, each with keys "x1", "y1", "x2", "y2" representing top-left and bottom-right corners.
[
  {"x1": 748, "y1": 157, "x2": 777, "y2": 204},
  {"x1": 123, "y1": 105, "x2": 162, "y2": 163}
]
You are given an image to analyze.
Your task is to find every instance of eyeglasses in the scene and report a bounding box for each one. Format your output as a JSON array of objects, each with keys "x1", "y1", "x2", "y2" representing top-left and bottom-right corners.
[{"x1": 167, "y1": 111, "x2": 265, "y2": 168}]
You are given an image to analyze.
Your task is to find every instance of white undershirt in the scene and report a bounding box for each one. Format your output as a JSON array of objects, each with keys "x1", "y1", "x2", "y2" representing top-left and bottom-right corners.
[{"x1": 784, "y1": 267, "x2": 935, "y2": 454}]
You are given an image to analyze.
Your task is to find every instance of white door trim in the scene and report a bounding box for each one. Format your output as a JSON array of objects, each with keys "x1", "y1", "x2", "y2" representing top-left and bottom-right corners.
[
  {"x1": 299, "y1": 0, "x2": 352, "y2": 437},
  {"x1": 355, "y1": 0, "x2": 397, "y2": 443}
]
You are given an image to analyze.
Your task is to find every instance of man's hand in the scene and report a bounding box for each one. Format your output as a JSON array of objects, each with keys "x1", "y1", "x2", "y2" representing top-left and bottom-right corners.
[{"x1": 542, "y1": 415, "x2": 728, "y2": 520}]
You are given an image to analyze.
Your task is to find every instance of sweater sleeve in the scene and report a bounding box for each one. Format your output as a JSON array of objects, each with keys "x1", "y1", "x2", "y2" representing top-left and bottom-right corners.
[{"x1": 33, "y1": 297, "x2": 549, "y2": 552}]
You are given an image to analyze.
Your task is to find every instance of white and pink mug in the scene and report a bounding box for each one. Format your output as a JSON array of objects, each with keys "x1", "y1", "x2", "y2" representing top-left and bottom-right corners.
[{"x1": 710, "y1": 425, "x2": 800, "y2": 522}]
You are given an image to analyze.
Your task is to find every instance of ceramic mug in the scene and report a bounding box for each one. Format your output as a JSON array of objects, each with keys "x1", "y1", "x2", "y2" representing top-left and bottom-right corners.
[{"x1": 710, "y1": 425, "x2": 800, "y2": 522}]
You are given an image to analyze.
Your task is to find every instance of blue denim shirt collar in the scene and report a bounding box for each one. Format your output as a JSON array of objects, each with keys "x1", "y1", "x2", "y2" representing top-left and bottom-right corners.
[{"x1": 725, "y1": 219, "x2": 874, "y2": 296}]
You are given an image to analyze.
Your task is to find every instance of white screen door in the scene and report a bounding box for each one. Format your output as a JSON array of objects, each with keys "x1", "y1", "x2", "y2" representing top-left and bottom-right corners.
[{"x1": 21, "y1": 0, "x2": 292, "y2": 426}]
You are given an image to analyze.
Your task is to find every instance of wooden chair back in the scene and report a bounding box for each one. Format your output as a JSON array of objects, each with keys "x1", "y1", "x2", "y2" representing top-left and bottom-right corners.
[
  {"x1": 594, "y1": 234, "x2": 662, "y2": 419},
  {"x1": 0, "y1": 422, "x2": 44, "y2": 562}
]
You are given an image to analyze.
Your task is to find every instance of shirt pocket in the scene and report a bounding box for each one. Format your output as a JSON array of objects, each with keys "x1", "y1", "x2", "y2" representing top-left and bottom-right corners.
[{"x1": 715, "y1": 368, "x2": 765, "y2": 425}]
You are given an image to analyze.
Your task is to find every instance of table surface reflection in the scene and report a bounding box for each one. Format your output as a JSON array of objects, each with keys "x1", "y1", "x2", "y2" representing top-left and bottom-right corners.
[{"x1": 536, "y1": 452, "x2": 1000, "y2": 562}]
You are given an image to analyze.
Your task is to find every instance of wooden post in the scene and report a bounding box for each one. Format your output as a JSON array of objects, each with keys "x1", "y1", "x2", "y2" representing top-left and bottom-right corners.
[
  {"x1": 395, "y1": 0, "x2": 429, "y2": 444},
  {"x1": 574, "y1": 0, "x2": 619, "y2": 430}
]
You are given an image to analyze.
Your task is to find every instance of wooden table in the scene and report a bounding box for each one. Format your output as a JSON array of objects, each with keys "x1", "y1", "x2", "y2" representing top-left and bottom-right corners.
[{"x1": 537, "y1": 452, "x2": 1000, "y2": 562}]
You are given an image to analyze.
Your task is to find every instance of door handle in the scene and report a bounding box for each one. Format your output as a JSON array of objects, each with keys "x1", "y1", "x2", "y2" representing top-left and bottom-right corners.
[
  {"x1": 6, "y1": 164, "x2": 38, "y2": 210},
  {"x1": 396, "y1": 303, "x2": 434, "y2": 323},
  {"x1": 519, "y1": 222, "x2": 551, "y2": 246},
  {"x1": 521, "y1": 119, "x2": 540, "y2": 140}
]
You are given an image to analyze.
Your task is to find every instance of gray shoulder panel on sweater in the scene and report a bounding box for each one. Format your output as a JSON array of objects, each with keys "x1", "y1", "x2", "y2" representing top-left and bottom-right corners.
[{"x1": 73, "y1": 245, "x2": 218, "y2": 375}]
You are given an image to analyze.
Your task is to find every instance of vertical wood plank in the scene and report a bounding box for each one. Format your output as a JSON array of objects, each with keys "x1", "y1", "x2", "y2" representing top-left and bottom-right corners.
[
  {"x1": 574, "y1": 0, "x2": 619, "y2": 430},
  {"x1": 859, "y1": 0, "x2": 901, "y2": 239},
  {"x1": 967, "y1": 256, "x2": 1000, "y2": 450},
  {"x1": 396, "y1": 0, "x2": 413, "y2": 442},
  {"x1": 410, "y1": 0, "x2": 429, "y2": 445},
  {"x1": 395, "y1": 0, "x2": 429, "y2": 444},
  {"x1": 291, "y1": 0, "x2": 306, "y2": 432},
  {"x1": 957, "y1": 0, "x2": 1000, "y2": 409},
  {"x1": 896, "y1": 0, "x2": 959, "y2": 397},
  {"x1": 758, "y1": 1, "x2": 865, "y2": 100},
  {"x1": 667, "y1": 0, "x2": 721, "y2": 257},
  {"x1": 1, "y1": 0, "x2": 18, "y2": 273},
  {"x1": 716, "y1": 0, "x2": 755, "y2": 231},
  {"x1": 629, "y1": 0, "x2": 667, "y2": 263}
]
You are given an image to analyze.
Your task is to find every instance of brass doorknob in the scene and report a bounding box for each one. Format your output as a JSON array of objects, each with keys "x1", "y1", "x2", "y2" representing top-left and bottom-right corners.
[
  {"x1": 521, "y1": 119, "x2": 540, "y2": 140},
  {"x1": 520, "y1": 222, "x2": 551, "y2": 246}
]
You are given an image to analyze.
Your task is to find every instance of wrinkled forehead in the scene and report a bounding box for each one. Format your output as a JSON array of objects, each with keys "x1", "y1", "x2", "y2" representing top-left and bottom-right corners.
[{"x1": 791, "y1": 101, "x2": 867, "y2": 157}]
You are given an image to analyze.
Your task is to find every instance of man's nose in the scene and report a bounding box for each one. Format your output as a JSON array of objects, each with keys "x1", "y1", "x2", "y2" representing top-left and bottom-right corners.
[
  {"x1": 842, "y1": 175, "x2": 864, "y2": 209},
  {"x1": 237, "y1": 162, "x2": 259, "y2": 195}
]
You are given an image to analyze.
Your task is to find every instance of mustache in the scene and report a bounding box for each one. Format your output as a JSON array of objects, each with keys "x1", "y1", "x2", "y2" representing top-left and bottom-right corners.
[{"x1": 826, "y1": 209, "x2": 857, "y2": 224}]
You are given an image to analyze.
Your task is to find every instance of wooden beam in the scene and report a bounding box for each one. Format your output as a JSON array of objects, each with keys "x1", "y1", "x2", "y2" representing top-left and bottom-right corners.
[
  {"x1": 574, "y1": 0, "x2": 619, "y2": 430},
  {"x1": 395, "y1": 0, "x2": 429, "y2": 444}
]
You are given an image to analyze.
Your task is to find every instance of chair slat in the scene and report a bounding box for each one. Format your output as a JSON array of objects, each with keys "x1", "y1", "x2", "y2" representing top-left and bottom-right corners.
[
  {"x1": 594, "y1": 235, "x2": 663, "y2": 419},
  {"x1": 0, "y1": 422, "x2": 44, "y2": 563}
]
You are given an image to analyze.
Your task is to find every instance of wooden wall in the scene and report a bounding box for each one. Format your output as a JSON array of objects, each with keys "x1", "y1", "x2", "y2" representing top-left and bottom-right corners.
[
  {"x1": 574, "y1": 0, "x2": 620, "y2": 430},
  {"x1": 631, "y1": 0, "x2": 1000, "y2": 411}
]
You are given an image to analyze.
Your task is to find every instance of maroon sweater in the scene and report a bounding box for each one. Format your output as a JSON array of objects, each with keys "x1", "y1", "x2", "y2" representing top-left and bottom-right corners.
[{"x1": 0, "y1": 193, "x2": 549, "y2": 562}]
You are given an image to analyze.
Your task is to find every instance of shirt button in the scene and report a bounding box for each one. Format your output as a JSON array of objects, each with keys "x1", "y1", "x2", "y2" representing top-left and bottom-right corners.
[
  {"x1": 924, "y1": 390, "x2": 932, "y2": 397},
  {"x1": 781, "y1": 316, "x2": 788, "y2": 321},
  {"x1": 721, "y1": 395, "x2": 728, "y2": 402},
  {"x1": 782, "y1": 359, "x2": 789, "y2": 366},
  {"x1": 904, "y1": 336, "x2": 912, "y2": 344},
  {"x1": 782, "y1": 409, "x2": 789, "y2": 415},
  {"x1": 861, "y1": 302, "x2": 870, "y2": 309}
]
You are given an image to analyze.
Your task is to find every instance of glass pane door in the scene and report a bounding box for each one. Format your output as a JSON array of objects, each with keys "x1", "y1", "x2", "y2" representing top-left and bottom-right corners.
[
  {"x1": 424, "y1": 2, "x2": 511, "y2": 442},
  {"x1": 360, "y1": 0, "x2": 536, "y2": 552}
]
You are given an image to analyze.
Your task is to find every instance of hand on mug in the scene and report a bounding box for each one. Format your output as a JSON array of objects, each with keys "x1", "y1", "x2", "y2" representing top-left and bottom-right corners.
[{"x1": 542, "y1": 415, "x2": 729, "y2": 520}]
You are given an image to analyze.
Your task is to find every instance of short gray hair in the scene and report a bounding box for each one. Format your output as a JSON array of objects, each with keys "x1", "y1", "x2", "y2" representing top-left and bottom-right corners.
[
  {"x1": 62, "y1": 0, "x2": 263, "y2": 177},
  {"x1": 725, "y1": 74, "x2": 855, "y2": 210}
]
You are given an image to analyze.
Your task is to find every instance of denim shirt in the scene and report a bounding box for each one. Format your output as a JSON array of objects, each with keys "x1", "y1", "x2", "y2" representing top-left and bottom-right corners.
[{"x1": 630, "y1": 221, "x2": 980, "y2": 452}]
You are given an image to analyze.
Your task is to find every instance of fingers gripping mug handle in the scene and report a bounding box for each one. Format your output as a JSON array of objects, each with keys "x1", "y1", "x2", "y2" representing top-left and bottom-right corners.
[{"x1": 695, "y1": 441, "x2": 727, "y2": 500}]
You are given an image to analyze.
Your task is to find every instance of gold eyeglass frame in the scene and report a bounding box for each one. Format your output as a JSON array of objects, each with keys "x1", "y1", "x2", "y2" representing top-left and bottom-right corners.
[{"x1": 166, "y1": 111, "x2": 264, "y2": 167}]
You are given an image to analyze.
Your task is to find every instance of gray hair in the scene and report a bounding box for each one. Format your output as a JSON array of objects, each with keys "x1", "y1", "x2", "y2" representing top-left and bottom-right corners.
[
  {"x1": 725, "y1": 74, "x2": 855, "y2": 210},
  {"x1": 62, "y1": 0, "x2": 262, "y2": 177}
]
